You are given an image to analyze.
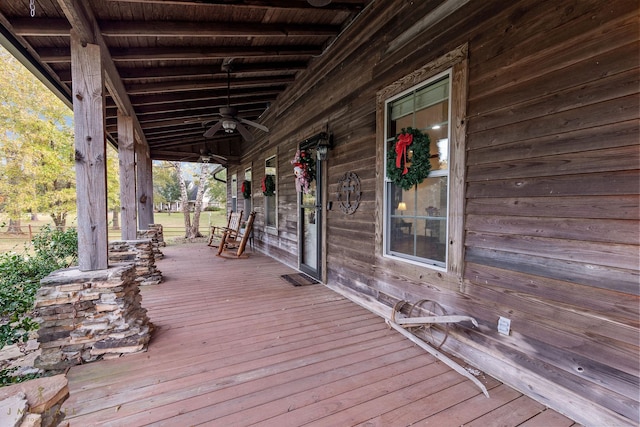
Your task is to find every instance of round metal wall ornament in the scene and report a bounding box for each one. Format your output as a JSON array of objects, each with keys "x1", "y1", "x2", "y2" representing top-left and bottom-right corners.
[{"x1": 337, "y1": 171, "x2": 361, "y2": 215}]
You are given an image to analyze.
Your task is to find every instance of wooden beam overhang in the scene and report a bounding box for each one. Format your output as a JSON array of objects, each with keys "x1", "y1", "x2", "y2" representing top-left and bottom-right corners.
[
  {"x1": 11, "y1": 18, "x2": 340, "y2": 38},
  {"x1": 38, "y1": 45, "x2": 324, "y2": 63},
  {"x1": 56, "y1": 0, "x2": 148, "y2": 148},
  {"x1": 104, "y1": 0, "x2": 366, "y2": 12},
  {"x1": 0, "y1": 0, "x2": 368, "y2": 163},
  {"x1": 57, "y1": 61, "x2": 307, "y2": 83},
  {"x1": 124, "y1": 75, "x2": 295, "y2": 96}
]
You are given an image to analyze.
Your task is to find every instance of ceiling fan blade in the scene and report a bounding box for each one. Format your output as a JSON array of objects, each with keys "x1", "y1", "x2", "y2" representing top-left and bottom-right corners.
[
  {"x1": 203, "y1": 121, "x2": 223, "y2": 138},
  {"x1": 209, "y1": 154, "x2": 228, "y2": 163},
  {"x1": 238, "y1": 117, "x2": 269, "y2": 133},
  {"x1": 235, "y1": 123, "x2": 255, "y2": 142}
]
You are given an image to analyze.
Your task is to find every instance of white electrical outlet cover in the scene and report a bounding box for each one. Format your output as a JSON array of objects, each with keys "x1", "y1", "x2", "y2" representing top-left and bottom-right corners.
[{"x1": 498, "y1": 316, "x2": 511, "y2": 335}]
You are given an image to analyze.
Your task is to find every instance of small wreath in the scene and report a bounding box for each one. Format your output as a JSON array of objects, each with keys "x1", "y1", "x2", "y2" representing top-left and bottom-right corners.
[
  {"x1": 291, "y1": 149, "x2": 316, "y2": 194},
  {"x1": 386, "y1": 127, "x2": 431, "y2": 190},
  {"x1": 261, "y1": 174, "x2": 276, "y2": 197},
  {"x1": 241, "y1": 180, "x2": 251, "y2": 199}
]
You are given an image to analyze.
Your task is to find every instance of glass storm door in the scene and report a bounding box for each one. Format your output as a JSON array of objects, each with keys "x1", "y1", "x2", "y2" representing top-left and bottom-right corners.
[{"x1": 299, "y1": 156, "x2": 322, "y2": 278}]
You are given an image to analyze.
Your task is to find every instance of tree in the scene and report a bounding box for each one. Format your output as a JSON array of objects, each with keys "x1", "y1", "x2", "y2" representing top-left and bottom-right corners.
[
  {"x1": 0, "y1": 46, "x2": 75, "y2": 231},
  {"x1": 167, "y1": 161, "x2": 214, "y2": 238},
  {"x1": 106, "y1": 144, "x2": 121, "y2": 229},
  {"x1": 154, "y1": 163, "x2": 181, "y2": 214},
  {"x1": 206, "y1": 168, "x2": 227, "y2": 208}
]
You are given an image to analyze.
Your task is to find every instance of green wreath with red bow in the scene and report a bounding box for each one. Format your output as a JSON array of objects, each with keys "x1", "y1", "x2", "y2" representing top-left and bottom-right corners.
[
  {"x1": 241, "y1": 180, "x2": 251, "y2": 199},
  {"x1": 386, "y1": 127, "x2": 431, "y2": 190},
  {"x1": 261, "y1": 174, "x2": 276, "y2": 197}
]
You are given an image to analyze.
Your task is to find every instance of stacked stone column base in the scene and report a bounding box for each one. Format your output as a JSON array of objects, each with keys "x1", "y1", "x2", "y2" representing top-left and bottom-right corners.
[
  {"x1": 34, "y1": 264, "x2": 153, "y2": 372},
  {"x1": 108, "y1": 239, "x2": 162, "y2": 286}
]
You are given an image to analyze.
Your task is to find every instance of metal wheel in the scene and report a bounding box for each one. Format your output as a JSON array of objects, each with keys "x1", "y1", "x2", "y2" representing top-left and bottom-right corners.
[{"x1": 408, "y1": 299, "x2": 449, "y2": 349}]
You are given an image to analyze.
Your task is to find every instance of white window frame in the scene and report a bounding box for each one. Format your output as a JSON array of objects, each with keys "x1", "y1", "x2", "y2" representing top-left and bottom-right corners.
[
  {"x1": 377, "y1": 44, "x2": 468, "y2": 280},
  {"x1": 383, "y1": 69, "x2": 452, "y2": 271}
]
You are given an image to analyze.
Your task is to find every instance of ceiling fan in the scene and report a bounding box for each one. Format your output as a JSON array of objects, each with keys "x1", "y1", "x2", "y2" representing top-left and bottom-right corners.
[
  {"x1": 202, "y1": 62, "x2": 269, "y2": 142},
  {"x1": 198, "y1": 149, "x2": 227, "y2": 164}
]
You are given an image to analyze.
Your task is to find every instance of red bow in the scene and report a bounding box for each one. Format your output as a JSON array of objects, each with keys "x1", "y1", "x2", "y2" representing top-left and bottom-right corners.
[{"x1": 395, "y1": 133, "x2": 413, "y2": 175}]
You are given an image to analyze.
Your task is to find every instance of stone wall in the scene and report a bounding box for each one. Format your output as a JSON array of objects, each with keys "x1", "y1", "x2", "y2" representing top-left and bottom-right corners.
[
  {"x1": 108, "y1": 239, "x2": 162, "y2": 286},
  {"x1": 137, "y1": 224, "x2": 165, "y2": 260},
  {"x1": 34, "y1": 264, "x2": 153, "y2": 372}
]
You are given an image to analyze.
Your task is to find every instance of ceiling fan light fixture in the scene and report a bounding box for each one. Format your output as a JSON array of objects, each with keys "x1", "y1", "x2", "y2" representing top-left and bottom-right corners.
[{"x1": 222, "y1": 120, "x2": 237, "y2": 133}]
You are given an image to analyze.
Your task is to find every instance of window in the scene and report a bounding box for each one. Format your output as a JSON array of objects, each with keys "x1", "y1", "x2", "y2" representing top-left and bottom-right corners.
[
  {"x1": 231, "y1": 173, "x2": 237, "y2": 213},
  {"x1": 385, "y1": 72, "x2": 451, "y2": 269},
  {"x1": 380, "y1": 45, "x2": 467, "y2": 277},
  {"x1": 265, "y1": 156, "x2": 277, "y2": 230},
  {"x1": 244, "y1": 167, "x2": 252, "y2": 196}
]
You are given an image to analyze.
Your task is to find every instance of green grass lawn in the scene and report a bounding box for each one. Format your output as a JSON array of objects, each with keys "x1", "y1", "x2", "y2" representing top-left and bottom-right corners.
[{"x1": 0, "y1": 210, "x2": 228, "y2": 254}]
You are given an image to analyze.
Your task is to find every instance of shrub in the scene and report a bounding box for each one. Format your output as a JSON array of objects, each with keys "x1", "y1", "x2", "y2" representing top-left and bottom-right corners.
[{"x1": 0, "y1": 226, "x2": 77, "y2": 385}]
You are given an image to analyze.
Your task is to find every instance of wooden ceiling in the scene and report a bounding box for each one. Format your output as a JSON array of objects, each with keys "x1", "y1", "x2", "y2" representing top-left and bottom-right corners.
[{"x1": 0, "y1": 0, "x2": 370, "y2": 164}]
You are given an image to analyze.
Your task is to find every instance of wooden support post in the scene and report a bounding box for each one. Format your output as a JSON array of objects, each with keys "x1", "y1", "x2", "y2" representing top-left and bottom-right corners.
[
  {"x1": 117, "y1": 112, "x2": 137, "y2": 240},
  {"x1": 70, "y1": 30, "x2": 108, "y2": 271},
  {"x1": 135, "y1": 142, "x2": 154, "y2": 230}
]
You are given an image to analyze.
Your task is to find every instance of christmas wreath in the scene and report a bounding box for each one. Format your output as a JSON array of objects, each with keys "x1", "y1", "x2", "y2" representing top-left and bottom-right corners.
[
  {"x1": 386, "y1": 127, "x2": 431, "y2": 190},
  {"x1": 241, "y1": 180, "x2": 251, "y2": 199},
  {"x1": 262, "y1": 174, "x2": 276, "y2": 197},
  {"x1": 291, "y1": 149, "x2": 315, "y2": 194}
]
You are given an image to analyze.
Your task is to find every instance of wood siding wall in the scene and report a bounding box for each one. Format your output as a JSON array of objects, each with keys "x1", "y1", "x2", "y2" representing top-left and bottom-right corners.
[{"x1": 231, "y1": 1, "x2": 639, "y2": 425}]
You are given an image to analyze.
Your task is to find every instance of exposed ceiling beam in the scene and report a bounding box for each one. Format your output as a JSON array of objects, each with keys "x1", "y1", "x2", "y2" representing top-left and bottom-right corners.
[
  {"x1": 11, "y1": 17, "x2": 340, "y2": 37},
  {"x1": 125, "y1": 75, "x2": 295, "y2": 95},
  {"x1": 129, "y1": 91, "x2": 280, "y2": 110},
  {"x1": 56, "y1": 0, "x2": 149, "y2": 147},
  {"x1": 105, "y1": 0, "x2": 365, "y2": 12},
  {"x1": 58, "y1": 61, "x2": 306, "y2": 82},
  {"x1": 39, "y1": 45, "x2": 323, "y2": 62}
]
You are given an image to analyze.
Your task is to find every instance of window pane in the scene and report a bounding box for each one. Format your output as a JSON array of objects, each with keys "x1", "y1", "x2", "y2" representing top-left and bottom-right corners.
[
  {"x1": 265, "y1": 156, "x2": 276, "y2": 228},
  {"x1": 415, "y1": 176, "x2": 447, "y2": 263}
]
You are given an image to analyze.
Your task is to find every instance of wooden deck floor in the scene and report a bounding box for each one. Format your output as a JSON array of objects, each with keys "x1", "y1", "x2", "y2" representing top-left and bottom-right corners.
[{"x1": 61, "y1": 243, "x2": 578, "y2": 426}]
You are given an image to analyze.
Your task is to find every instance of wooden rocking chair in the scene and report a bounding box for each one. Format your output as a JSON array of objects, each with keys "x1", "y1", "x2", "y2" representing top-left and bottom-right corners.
[
  {"x1": 217, "y1": 211, "x2": 256, "y2": 258},
  {"x1": 207, "y1": 210, "x2": 243, "y2": 248}
]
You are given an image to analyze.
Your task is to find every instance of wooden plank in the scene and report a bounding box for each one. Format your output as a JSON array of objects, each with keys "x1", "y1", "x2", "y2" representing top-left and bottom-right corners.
[
  {"x1": 465, "y1": 231, "x2": 639, "y2": 270},
  {"x1": 518, "y1": 408, "x2": 578, "y2": 427},
  {"x1": 465, "y1": 247, "x2": 639, "y2": 295},
  {"x1": 449, "y1": 57, "x2": 468, "y2": 278},
  {"x1": 464, "y1": 262, "x2": 639, "y2": 324},
  {"x1": 467, "y1": 95, "x2": 639, "y2": 151},
  {"x1": 468, "y1": 147, "x2": 639, "y2": 182},
  {"x1": 361, "y1": 379, "x2": 502, "y2": 426},
  {"x1": 161, "y1": 345, "x2": 429, "y2": 426},
  {"x1": 465, "y1": 395, "x2": 545, "y2": 427},
  {"x1": 467, "y1": 170, "x2": 639, "y2": 198},
  {"x1": 418, "y1": 383, "x2": 521, "y2": 425},
  {"x1": 70, "y1": 30, "x2": 108, "y2": 271},
  {"x1": 116, "y1": 112, "x2": 137, "y2": 240},
  {"x1": 135, "y1": 141, "x2": 153, "y2": 229},
  {"x1": 469, "y1": 66, "x2": 639, "y2": 133},
  {"x1": 470, "y1": 2, "x2": 638, "y2": 98},
  {"x1": 465, "y1": 195, "x2": 639, "y2": 220},
  {"x1": 468, "y1": 119, "x2": 639, "y2": 165}
]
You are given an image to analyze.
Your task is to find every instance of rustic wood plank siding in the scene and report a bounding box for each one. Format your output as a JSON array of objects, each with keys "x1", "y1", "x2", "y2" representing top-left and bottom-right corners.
[{"x1": 237, "y1": 0, "x2": 639, "y2": 425}]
